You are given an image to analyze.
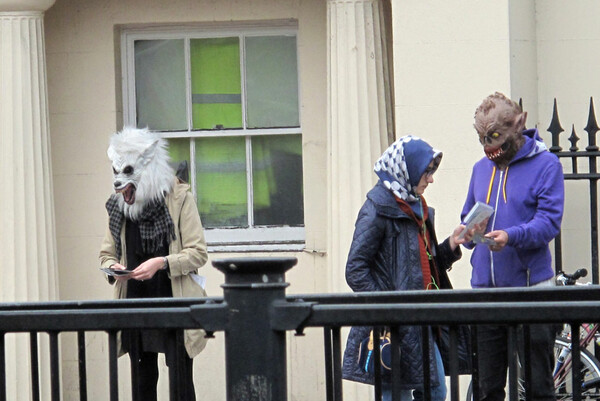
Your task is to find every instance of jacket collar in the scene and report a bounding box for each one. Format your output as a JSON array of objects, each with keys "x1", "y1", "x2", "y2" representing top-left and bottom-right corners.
[
  {"x1": 367, "y1": 181, "x2": 410, "y2": 219},
  {"x1": 169, "y1": 179, "x2": 189, "y2": 200},
  {"x1": 367, "y1": 181, "x2": 437, "y2": 225}
]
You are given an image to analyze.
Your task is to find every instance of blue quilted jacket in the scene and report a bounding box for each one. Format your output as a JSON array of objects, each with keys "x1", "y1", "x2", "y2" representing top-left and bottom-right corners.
[{"x1": 342, "y1": 181, "x2": 461, "y2": 387}]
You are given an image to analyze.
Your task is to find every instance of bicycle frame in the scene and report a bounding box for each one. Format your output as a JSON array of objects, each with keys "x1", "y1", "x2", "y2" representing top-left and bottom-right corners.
[{"x1": 554, "y1": 324, "x2": 600, "y2": 391}]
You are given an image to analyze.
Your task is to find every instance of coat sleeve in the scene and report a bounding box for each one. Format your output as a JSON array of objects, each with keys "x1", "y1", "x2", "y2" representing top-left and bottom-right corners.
[
  {"x1": 436, "y1": 237, "x2": 462, "y2": 272},
  {"x1": 167, "y1": 191, "x2": 209, "y2": 277},
  {"x1": 99, "y1": 223, "x2": 119, "y2": 268},
  {"x1": 99, "y1": 223, "x2": 119, "y2": 285},
  {"x1": 427, "y1": 211, "x2": 462, "y2": 273},
  {"x1": 460, "y1": 166, "x2": 478, "y2": 250},
  {"x1": 345, "y1": 201, "x2": 385, "y2": 293},
  {"x1": 505, "y1": 158, "x2": 564, "y2": 249}
]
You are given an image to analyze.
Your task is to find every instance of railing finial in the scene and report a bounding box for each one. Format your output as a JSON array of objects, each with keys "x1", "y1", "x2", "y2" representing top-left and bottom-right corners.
[
  {"x1": 568, "y1": 124, "x2": 580, "y2": 152},
  {"x1": 548, "y1": 98, "x2": 564, "y2": 153},
  {"x1": 585, "y1": 97, "x2": 599, "y2": 151}
]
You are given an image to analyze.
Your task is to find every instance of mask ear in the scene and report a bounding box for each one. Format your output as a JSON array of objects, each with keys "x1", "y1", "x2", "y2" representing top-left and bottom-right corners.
[
  {"x1": 107, "y1": 146, "x2": 118, "y2": 163},
  {"x1": 138, "y1": 140, "x2": 159, "y2": 166},
  {"x1": 514, "y1": 111, "x2": 527, "y2": 132}
]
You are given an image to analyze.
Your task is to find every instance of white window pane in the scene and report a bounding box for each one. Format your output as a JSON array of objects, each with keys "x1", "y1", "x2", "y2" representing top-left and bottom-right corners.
[
  {"x1": 135, "y1": 40, "x2": 186, "y2": 131},
  {"x1": 245, "y1": 36, "x2": 300, "y2": 128}
]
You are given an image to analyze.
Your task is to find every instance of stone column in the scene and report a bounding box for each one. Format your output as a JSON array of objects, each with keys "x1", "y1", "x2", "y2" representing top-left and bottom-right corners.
[
  {"x1": 327, "y1": 0, "x2": 394, "y2": 293},
  {"x1": 0, "y1": 1, "x2": 57, "y2": 399}
]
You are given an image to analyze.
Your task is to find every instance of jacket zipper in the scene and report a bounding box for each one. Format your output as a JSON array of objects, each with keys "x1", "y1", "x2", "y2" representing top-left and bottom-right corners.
[{"x1": 489, "y1": 170, "x2": 503, "y2": 287}]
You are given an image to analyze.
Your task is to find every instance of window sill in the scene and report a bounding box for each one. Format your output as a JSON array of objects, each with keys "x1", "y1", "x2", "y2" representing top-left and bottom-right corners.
[{"x1": 205, "y1": 226, "x2": 305, "y2": 252}]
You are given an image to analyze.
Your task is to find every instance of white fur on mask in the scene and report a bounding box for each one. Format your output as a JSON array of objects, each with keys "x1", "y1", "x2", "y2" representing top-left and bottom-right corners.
[{"x1": 107, "y1": 126, "x2": 174, "y2": 220}]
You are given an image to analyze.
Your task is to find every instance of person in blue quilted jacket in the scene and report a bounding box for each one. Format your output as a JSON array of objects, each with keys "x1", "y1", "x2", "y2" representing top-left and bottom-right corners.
[{"x1": 341, "y1": 135, "x2": 473, "y2": 401}]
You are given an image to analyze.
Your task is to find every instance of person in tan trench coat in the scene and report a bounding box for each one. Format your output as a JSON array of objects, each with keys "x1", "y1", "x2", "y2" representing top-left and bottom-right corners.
[{"x1": 99, "y1": 127, "x2": 208, "y2": 401}]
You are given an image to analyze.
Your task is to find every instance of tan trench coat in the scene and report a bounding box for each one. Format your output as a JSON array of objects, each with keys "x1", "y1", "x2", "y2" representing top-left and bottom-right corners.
[{"x1": 99, "y1": 180, "x2": 209, "y2": 358}]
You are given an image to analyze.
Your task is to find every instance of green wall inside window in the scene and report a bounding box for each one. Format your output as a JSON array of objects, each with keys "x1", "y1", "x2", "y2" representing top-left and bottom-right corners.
[
  {"x1": 191, "y1": 38, "x2": 242, "y2": 130},
  {"x1": 195, "y1": 136, "x2": 248, "y2": 227}
]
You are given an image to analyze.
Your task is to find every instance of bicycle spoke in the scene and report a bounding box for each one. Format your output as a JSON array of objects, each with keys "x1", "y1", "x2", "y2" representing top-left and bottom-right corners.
[{"x1": 554, "y1": 337, "x2": 600, "y2": 400}]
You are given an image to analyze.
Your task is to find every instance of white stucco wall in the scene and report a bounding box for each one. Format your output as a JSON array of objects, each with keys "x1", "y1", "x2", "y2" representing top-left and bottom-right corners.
[
  {"x1": 509, "y1": 0, "x2": 538, "y2": 124},
  {"x1": 536, "y1": 1, "x2": 600, "y2": 275}
]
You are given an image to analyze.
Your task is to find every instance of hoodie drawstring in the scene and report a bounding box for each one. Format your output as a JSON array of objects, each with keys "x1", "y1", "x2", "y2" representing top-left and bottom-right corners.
[
  {"x1": 485, "y1": 166, "x2": 509, "y2": 204},
  {"x1": 485, "y1": 167, "x2": 496, "y2": 204},
  {"x1": 501, "y1": 166, "x2": 509, "y2": 203}
]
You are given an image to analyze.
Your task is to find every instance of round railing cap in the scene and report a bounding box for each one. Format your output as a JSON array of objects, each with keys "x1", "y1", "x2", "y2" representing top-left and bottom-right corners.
[{"x1": 212, "y1": 257, "x2": 297, "y2": 275}]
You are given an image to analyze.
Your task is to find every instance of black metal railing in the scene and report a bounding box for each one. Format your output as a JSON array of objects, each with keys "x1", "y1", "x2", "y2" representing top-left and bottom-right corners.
[
  {"x1": 546, "y1": 97, "x2": 600, "y2": 284},
  {"x1": 2, "y1": 257, "x2": 600, "y2": 401},
  {"x1": 544, "y1": 96, "x2": 600, "y2": 365}
]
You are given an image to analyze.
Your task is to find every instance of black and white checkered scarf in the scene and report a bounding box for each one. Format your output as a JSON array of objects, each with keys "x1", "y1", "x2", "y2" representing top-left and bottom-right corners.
[{"x1": 105, "y1": 194, "x2": 176, "y2": 260}]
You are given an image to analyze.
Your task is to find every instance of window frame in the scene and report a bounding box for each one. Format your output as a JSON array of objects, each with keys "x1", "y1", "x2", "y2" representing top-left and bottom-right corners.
[{"x1": 120, "y1": 21, "x2": 305, "y2": 252}]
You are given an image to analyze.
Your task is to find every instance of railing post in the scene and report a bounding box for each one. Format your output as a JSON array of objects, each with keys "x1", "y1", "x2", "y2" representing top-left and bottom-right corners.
[{"x1": 213, "y1": 257, "x2": 297, "y2": 401}]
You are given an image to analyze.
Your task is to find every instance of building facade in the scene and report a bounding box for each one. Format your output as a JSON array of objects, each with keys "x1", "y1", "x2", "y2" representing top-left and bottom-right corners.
[{"x1": 1, "y1": 0, "x2": 598, "y2": 399}]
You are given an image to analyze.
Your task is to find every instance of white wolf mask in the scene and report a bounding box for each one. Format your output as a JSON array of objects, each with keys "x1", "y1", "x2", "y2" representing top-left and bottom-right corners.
[{"x1": 107, "y1": 127, "x2": 174, "y2": 220}]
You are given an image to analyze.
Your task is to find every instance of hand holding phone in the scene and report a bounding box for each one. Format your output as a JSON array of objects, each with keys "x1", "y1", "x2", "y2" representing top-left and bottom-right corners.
[{"x1": 100, "y1": 267, "x2": 131, "y2": 277}]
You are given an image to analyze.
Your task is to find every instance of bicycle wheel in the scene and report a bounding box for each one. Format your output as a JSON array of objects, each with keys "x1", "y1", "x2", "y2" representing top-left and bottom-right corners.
[{"x1": 554, "y1": 336, "x2": 600, "y2": 400}]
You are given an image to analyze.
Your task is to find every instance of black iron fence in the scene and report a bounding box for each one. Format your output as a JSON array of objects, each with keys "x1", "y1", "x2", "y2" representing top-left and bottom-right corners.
[
  {"x1": 545, "y1": 96, "x2": 600, "y2": 370},
  {"x1": 3, "y1": 257, "x2": 600, "y2": 401},
  {"x1": 547, "y1": 97, "x2": 600, "y2": 283}
]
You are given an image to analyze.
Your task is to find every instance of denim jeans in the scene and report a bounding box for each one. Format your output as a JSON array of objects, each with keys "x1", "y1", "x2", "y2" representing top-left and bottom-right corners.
[{"x1": 381, "y1": 342, "x2": 446, "y2": 401}]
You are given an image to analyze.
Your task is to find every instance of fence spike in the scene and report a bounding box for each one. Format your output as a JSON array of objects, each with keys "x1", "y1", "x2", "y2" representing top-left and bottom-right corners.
[
  {"x1": 568, "y1": 125, "x2": 580, "y2": 152},
  {"x1": 585, "y1": 97, "x2": 599, "y2": 151},
  {"x1": 548, "y1": 98, "x2": 564, "y2": 153}
]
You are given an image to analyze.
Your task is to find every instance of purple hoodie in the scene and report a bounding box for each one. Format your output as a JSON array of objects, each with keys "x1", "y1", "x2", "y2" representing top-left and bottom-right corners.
[{"x1": 461, "y1": 128, "x2": 564, "y2": 288}]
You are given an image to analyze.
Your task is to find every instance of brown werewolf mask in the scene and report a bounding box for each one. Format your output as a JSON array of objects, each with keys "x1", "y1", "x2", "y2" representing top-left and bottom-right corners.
[{"x1": 474, "y1": 92, "x2": 526, "y2": 170}]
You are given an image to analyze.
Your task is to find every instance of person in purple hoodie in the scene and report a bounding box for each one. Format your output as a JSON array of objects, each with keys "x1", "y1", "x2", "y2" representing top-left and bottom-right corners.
[{"x1": 461, "y1": 92, "x2": 564, "y2": 401}]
